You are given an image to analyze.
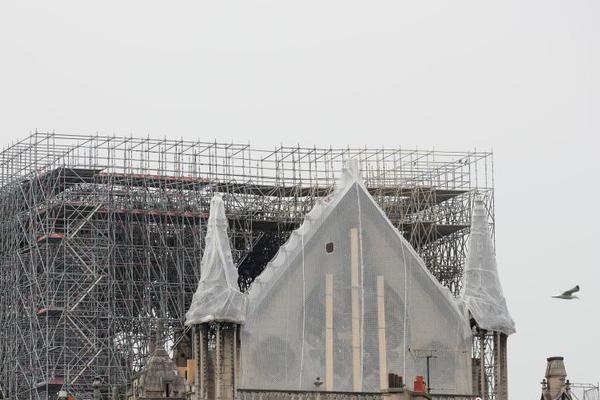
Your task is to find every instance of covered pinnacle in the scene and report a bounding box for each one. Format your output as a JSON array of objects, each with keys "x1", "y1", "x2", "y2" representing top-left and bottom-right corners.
[
  {"x1": 185, "y1": 194, "x2": 247, "y2": 325},
  {"x1": 462, "y1": 199, "x2": 515, "y2": 335},
  {"x1": 337, "y1": 158, "x2": 362, "y2": 189}
]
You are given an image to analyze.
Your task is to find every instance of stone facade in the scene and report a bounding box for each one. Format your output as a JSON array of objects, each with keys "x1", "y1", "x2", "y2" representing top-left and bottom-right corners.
[
  {"x1": 540, "y1": 357, "x2": 572, "y2": 400},
  {"x1": 128, "y1": 345, "x2": 189, "y2": 400}
]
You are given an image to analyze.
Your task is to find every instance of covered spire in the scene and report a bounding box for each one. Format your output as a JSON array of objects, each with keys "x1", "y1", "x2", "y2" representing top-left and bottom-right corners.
[
  {"x1": 462, "y1": 198, "x2": 515, "y2": 335},
  {"x1": 185, "y1": 194, "x2": 247, "y2": 325}
]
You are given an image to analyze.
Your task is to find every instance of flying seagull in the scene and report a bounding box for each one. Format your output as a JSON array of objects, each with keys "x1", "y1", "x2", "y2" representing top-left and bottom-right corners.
[{"x1": 552, "y1": 285, "x2": 580, "y2": 300}]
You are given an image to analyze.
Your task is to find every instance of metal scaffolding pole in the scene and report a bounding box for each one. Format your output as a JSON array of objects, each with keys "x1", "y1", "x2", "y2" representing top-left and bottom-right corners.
[{"x1": 0, "y1": 132, "x2": 495, "y2": 399}]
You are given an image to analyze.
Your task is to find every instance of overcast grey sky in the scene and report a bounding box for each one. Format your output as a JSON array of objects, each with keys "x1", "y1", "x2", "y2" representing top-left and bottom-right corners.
[{"x1": 1, "y1": 1, "x2": 598, "y2": 398}]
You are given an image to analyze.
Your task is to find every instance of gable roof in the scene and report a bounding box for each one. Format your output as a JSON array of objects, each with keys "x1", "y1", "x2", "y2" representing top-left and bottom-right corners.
[
  {"x1": 241, "y1": 160, "x2": 472, "y2": 393},
  {"x1": 247, "y1": 160, "x2": 461, "y2": 313}
]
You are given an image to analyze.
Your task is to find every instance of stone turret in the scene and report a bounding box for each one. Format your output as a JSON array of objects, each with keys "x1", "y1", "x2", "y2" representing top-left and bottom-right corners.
[
  {"x1": 541, "y1": 357, "x2": 572, "y2": 400},
  {"x1": 185, "y1": 195, "x2": 247, "y2": 400},
  {"x1": 129, "y1": 341, "x2": 188, "y2": 400}
]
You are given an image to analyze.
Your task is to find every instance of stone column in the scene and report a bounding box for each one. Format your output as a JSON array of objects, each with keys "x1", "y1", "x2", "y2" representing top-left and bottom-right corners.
[{"x1": 194, "y1": 323, "x2": 240, "y2": 400}]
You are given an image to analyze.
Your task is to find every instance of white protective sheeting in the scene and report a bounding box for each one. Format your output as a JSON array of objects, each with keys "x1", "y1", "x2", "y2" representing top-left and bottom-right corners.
[
  {"x1": 462, "y1": 199, "x2": 515, "y2": 335},
  {"x1": 240, "y1": 160, "x2": 472, "y2": 394},
  {"x1": 185, "y1": 194, "x2": 247, "y2": 325}
]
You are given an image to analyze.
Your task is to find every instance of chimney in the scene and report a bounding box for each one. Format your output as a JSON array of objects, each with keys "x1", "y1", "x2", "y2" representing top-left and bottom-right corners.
[{"x1": 545, "y1": 357, "x2": 568, "y2": 398}]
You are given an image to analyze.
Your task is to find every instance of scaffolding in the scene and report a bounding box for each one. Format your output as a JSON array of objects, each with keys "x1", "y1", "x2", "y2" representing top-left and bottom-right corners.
[
  {"x1": 0, "y1": 132, "x2": 495, "y2": 400},
  {"x1": 570, "y1": 383, "x2": 600, "y2": 400}
]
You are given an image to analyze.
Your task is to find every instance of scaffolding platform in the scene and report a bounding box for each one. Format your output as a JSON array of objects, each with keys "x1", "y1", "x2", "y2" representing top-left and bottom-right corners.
[{"x1": 0, "y1": 132, "x2": 494, "y2": 400}]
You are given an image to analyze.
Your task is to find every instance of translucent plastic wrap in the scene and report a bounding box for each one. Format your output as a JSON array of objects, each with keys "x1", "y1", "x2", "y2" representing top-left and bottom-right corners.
[
  {"x1": 462, "y1": 199, "x2": 515, "y2": 336},
  {"x1": 185, "y1": 195, "x2": 247, "y2": 325},
  {"x1": 240, "y1": 160, "x2": 472, "y2": 394}
]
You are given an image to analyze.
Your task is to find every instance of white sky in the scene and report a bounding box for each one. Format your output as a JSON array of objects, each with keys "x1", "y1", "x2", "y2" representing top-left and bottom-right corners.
[{"x1": 1, "y1": 1, "x2": 598, "y2": 398}]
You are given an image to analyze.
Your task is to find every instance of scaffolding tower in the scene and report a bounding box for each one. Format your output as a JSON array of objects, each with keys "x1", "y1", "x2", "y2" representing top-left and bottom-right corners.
[{"x1": 0, "y1": 133, "x2": 495, "y2": 400}]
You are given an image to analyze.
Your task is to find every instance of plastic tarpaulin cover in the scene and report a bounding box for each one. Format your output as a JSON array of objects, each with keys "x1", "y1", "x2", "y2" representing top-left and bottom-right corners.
[
  {"x1": 185, "y1": 194, "x2": 247, "y2": 325},
  {"x1": 240, "y1": 160, "x2": 472, "y2": 394},
  {"x1": 461, "y1": 199, "x2": 515, "y2": 335}
]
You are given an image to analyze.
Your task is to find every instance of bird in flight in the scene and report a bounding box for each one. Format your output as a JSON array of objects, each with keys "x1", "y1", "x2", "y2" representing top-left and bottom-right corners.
[{"x1": 552, "y1": 285, "x2": 580, "y2": 300}]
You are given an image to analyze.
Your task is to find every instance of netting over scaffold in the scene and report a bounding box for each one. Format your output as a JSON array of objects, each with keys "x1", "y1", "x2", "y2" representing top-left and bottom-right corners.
[
  {"x1": 240, "y1": 160, "x2": 472, "y2": 394},
  {"x1": 462, "y1": 199, "x2": 515, "y2": 336},
  {"x1": 186, "y1": 194, "x2": 247, "y2": 325}
]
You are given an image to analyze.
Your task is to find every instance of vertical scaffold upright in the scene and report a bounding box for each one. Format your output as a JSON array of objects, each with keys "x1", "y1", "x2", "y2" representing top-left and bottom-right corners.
[{"x1": 0, "y1": 133, "x2": 495, "y2": 400}]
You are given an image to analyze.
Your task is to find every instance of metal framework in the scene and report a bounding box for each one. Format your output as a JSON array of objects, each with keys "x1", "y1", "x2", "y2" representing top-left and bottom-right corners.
[
  {"x1": 570, "y1": 383, "x2": 600, "y2": 400},
  {"x1": 472, "y1": 330, "x2": 508, "y2": 400},
  {"x1": 0, "y1": 132, "x2": 495, "y2": 400}
]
